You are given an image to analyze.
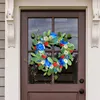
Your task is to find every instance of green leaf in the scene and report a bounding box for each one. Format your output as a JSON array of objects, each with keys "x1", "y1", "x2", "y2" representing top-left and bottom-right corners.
[
  {"x1": 52, "y1": 57, "x2": 58, "y2": 62},
  {"x1": 36, "y1": 53, "x2": 41, "y2": 58},
  {"x1": 47, "y1": 44, "x2": 51, "y2": 48},
  {"x1": 43, "y1": 72, "x2": 47, "y2": 76},
  {"x1": 58, "y1": 37, "x2": 62, "y2": 42},
  {"x1": 64, "y1": 37, "x2": 68, "y2": 42},
  {"x1": 43, "y1": 31, "x2": 47, "y2": 36},
  {"x1": 31, "y1": 53, "x2": 36, "y2": 57},
  {"x1": 37, "y1": 35, "x2": 42, "y2": 40},
  {"x1": 38, "y1": 67, "x2": 41, "y2": 70},
  {"x1": 67, "y1": 34, "x2": 72, "y2": 39},
  {"x1": 62, "y1": 33, "x2": 66, "y2": 37},
  {"x1": 52, "y1": 38, "x2": 58, "y2": 44},
  {"x1": 71, "y1": 57, "x2": 74, "y2": 61},
  {"x1": 38, "y1": 65, "x2": 44, "y2": 70},
  {"x1": 47, "y1": 70, "x2": 52, "y2": 76},
  {"x1": 31, "y1": 57, "x2": 39, "y2": 62},
  {"x1": 58, "y1": 68, "x2": 62, "y2": 72},
  {"x1": 31, "y1": 33, "x2": 35, "y2": 39},
  {"x1": 47, "y1": 30, "x2": 51, "y2": 36},
  {"x1": 58, "y1": 53, "x2": 61, "y2": 57},
  {"x1": 54, "y1": 75, "x2": 58, "y2": 80},
  {"x1": 41, "y1": 68, "x2": 46, "y2": 72},
  {"x1": 29, "y1": 61, "x2": 34, "y2": 65},
  {"x1": 32, "y1": 39, "x2": 38, "y2": 45},
  {"x1": 61, "y1": 47, "x2": 66, "y2": 53},
  {"x1": 65, "y1": 64, "x2": 68, "y2": 69},
  {"x1": 49, "y1": 42, "x2": 55, "y2": 45},
  {"x1": 47, "y1": 57, "x2": 53, "y2": 63},
  {"x1": 69, "y1": 54, "x2": 74, "y2": 61},
  {"x1": 58, "y1": 32, "x2": 62, "y2": 37},
  {"x1": 68, "y1": 43, "x2": 75, "y2": 50},
  {"x1": 49, "y1": 69, "x2": 54, "y2": 74},
  {"x1": 68, "y1": 60, "x2": 72, "y2": 66}
]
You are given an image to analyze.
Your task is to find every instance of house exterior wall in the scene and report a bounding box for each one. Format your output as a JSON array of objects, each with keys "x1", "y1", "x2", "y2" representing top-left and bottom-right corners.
[
  {"x1": 5, "y1": 0, "x2": 93, "y2": 100},
  {"x1": 0, "y1": 0, "x2": 5, "y2": 100},
  {"x1": 4, "y1": 0, "x2": 100, "y2": 100}
]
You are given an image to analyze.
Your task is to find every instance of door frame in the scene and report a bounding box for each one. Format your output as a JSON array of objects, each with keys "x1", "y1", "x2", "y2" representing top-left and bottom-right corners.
[
  {"x1": 21, "y1": 10, "x2": 85, "y2": 100},
  {"x1": 5, "y1": 0, "x2": 99, "y2": 100}
]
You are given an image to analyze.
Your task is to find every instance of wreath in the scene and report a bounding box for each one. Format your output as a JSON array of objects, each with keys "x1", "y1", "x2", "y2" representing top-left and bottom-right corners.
[{"x1": 30, "y1": 30, "x2": 75, "y2": 79}]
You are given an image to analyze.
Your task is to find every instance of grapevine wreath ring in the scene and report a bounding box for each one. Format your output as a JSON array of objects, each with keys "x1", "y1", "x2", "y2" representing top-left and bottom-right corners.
[{"x1": 30, "y1": 30, "x2": 75, "y2": 79}]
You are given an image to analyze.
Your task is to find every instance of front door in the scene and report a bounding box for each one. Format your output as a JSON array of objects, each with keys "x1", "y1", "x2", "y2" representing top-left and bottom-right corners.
[{"x1": 21, "y1": 10, "x2": 85, "y2": 100}]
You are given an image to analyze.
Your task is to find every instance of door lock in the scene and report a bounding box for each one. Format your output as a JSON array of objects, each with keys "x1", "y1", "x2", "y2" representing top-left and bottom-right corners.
[{"x1": 79, "y1": 79, "x2": 84, "y2": 83}]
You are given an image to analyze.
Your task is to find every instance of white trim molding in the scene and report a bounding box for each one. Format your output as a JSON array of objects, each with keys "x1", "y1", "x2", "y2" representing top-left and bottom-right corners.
[
  {"x1": 6, "y1": 0, "x2": 15, "y2": 48},
  {"x1": 92, "y1": 0, "x2": 100, "y2": 48},
  {"x1": 5, "y1": 0, "x2": 100, "y2": 100},
  {"x1": 5, "y1": 0, "x2": 100, "y2": 48}
]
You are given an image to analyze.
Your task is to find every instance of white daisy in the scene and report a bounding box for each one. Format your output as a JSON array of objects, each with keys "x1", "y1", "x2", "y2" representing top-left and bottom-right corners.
[
  {"x1": 44, "y1": 36, "x2": 49, "y2": 41},
  {"x1": 41, "y1": 60, "x2": 45, "y2": 65},
  {"x1": 64, "y1": 50, "x2": 68, "y2": 55},
  {"x1": 64, "y1": 44, "x2": 68, "y2": 49},
  {"x1": 63, "y1": 59, "x2": 68, "y2": 63}
]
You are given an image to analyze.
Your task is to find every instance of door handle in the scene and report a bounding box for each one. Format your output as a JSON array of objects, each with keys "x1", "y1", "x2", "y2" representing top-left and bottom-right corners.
[{"x1": 79, "y1": 89, "x2": 84, "y2": 94}]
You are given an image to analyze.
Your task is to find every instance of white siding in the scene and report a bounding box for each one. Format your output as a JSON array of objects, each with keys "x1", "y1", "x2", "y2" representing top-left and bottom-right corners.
[
  {"x1": 0, "y1": 31, "x2": 5, "y2": 39},
  {"x1": 0, "y1": 59, "x2": 5, "y2": 68},
  {"x1": 0, "y1": 0, "x2": 5, "y2": 100}
]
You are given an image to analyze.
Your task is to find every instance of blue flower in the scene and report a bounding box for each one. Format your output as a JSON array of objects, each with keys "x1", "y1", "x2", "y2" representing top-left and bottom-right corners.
[
  {"x1": 60, "y1": 40, "x2": 68, "y2": 44},
  {"x1": 50, "y1": 32, "x2": 57, "y2": 39},
  {"x1": 44, "y1": 59, "x2": 51, "y2": 67},
  {"x1": 59, "y1": 58, "x2": 65, "y2": 66},
  {"x1": 36, "y1": 43, "x2": 45, "y2": 51}
]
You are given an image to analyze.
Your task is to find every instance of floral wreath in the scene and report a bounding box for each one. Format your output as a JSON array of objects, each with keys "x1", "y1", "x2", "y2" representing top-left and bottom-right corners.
[{"x1": 30, "y1": 30, "x2": 75, "y2": 79}]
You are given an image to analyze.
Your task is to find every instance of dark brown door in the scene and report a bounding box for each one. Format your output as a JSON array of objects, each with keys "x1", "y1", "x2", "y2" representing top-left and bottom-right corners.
[{"x1": 21, "y1": 10, "x2": 85, "y2": 100}]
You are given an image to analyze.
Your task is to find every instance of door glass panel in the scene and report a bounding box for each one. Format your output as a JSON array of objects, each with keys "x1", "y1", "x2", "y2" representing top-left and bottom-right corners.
[
  {"x1": 55, "y1": 18, "x2": 78, "y2": 50},
  {"x1": 55, "y1": 18, "x2": 78, "y2": 83},
  {"x1": 28, "y1": 18, "x2": 78, "y2": 84},
  {"x1": 28, "y1": 18, "x2": 52, "y2": 50},
  {"x1": 28, "y1": 18, "x2": 52, "y2": 84}
]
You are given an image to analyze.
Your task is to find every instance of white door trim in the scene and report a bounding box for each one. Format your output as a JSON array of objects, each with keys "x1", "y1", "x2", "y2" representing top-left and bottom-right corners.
[{"x1": 5, "y1": 0, "x2": 100, "y2": 100}]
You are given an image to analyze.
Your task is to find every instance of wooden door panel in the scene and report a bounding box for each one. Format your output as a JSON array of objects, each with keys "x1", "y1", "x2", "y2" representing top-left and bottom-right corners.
[
  {"x1": 27, "y1": 84, "x2": 84, "y2": 92},
  {"x1": 21, "y1": 10, "x2": 85, "y2": 100},
  {"x1": 28, "y1": 93, "x2": 78, "y2": 100}
]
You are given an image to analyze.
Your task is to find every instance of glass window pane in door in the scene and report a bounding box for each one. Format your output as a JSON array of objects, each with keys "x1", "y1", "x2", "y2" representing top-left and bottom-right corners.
[
  {"x1": 55, "y1": 18, "x2": 78, "y2": 84},
  {"x1": 28, "y1": 18, "x2": 52, "y2": 50},
  {"x1": 28, "y1": 18, "x2": 52, "y2": 84},
  {"x1": 55, "y1": 18, "x2": 78, "y2": 50}
]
